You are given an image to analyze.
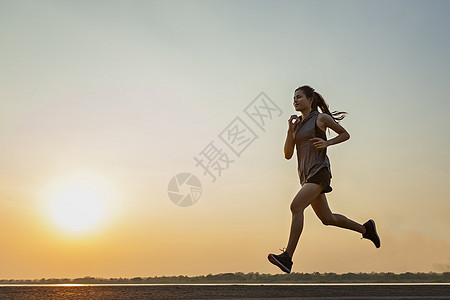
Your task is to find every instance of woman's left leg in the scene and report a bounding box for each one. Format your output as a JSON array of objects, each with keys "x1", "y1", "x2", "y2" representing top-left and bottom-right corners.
[
  {"x1": 311, "y1": 193, "x2": 365, "y2": 234},
  {"x1": 285, "y1": 183, "x2": 325, "y2": 258}
]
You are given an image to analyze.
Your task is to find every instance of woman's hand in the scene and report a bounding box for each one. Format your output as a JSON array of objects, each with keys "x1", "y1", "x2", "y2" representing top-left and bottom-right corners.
[
  {"x1": 288, "y1": 115, "x2": 299, "y2": 132},
  {"x1": 310, "y1": 137, "x2": 329, "y2": 149}
]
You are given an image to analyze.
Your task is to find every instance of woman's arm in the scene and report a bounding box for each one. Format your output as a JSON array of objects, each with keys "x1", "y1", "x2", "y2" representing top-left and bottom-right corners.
[
  {"x1": 311, "y1": 113, "x2": 350, "y2": 149},
  {"x1": 284, "y1": 115, "x2": 299, "y2": 159}
]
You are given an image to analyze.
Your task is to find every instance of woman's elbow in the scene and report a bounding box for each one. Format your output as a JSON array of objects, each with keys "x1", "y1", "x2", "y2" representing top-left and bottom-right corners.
[
  {"x1": 344, "y1": 132, "x2": 350, "y2": 141},
  {"x1": 284, "y1": 152, "x2": 293, "y2": 160}
]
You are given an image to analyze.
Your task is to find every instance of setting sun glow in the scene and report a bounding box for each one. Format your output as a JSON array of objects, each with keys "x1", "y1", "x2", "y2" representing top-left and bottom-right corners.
[{"x1": 41, "y1": 173, "x2": 114, "y2": 234}]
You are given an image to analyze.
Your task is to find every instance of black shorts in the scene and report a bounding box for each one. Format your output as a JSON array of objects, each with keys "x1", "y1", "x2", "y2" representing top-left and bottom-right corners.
[{"x1": 306, "y1": 167, "x2": 332, "y2": 194}]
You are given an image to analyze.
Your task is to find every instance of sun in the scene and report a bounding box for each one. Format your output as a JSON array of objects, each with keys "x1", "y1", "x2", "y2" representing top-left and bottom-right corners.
[
  {"x1": 50, "y1": 182, "x2": 104, "y2": 232},
  {"x1": 42, "y1": 172, "x2": 114, "y2": 234}
]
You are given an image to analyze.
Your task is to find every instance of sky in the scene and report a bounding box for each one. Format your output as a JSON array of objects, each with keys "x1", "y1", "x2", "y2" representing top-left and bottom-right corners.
[{"x1": 1, "y1": 0, "x2": 449, "y2": 279}]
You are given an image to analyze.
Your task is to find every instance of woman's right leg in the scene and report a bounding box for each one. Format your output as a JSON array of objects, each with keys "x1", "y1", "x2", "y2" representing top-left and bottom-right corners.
[{"x1": 311, "y1": 193, "x2": 365, "y2": 233}]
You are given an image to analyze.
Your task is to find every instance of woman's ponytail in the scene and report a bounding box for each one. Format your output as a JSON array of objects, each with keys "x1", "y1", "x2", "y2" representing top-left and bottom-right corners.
[{"x1": 313, "y1": 91, "x2": 347, "y2": 121}]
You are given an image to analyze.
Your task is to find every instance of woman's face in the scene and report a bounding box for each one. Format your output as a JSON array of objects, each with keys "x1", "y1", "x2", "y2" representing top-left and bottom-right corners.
[{"x1": 293, "y1": 89, "x2": 312, "y2": 111}]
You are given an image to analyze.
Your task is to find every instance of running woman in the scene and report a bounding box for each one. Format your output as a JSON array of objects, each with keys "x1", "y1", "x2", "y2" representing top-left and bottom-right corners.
[{"x1": 268, "y1": 85, "x2": 380, "y2": 274}]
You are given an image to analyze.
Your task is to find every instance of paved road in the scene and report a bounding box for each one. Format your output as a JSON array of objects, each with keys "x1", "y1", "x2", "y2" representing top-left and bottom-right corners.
[{"x1": 0, "y1": 284, "x2": 449, "y2": 299}]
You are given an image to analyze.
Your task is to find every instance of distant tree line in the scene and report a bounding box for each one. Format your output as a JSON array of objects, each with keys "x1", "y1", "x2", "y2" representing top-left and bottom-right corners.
[{"x1": 1, "y1": 272, "x2": 449, "y2": 284}]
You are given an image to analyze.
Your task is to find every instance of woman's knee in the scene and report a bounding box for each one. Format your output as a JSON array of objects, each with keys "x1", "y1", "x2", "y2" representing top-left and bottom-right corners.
[
  {"x1": 290, "y1": 202, "x2": 306, "y2": 215},
  {"x1": 320, "y1": 214, "x2": 336, "y2": 226},
  {"x1": 290, "y1": 184, "x2": 322, "y2": 215}
]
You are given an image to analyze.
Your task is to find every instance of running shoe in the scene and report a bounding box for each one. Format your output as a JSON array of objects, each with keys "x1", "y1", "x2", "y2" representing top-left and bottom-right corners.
[
  {"x1": 362, "y1": 219, "x2": 381, "y2": 248},
  {"x1": 268, "y1": 249, "x2": 293, "y2": 273}
]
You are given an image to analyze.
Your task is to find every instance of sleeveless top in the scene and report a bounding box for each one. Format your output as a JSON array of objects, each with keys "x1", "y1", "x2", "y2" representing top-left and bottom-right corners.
[{"x1": 294, "y1": 110, "x2": 331, "y2": 185}]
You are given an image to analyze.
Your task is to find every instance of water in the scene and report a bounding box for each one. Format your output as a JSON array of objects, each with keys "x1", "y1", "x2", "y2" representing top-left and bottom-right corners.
[{"x1": 1, "y1": 282, "x2": 449, "y2": 286}]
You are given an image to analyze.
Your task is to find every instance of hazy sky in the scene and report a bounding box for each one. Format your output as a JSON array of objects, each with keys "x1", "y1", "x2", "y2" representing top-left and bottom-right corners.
[{"x1": 1, "y1": 0, "x2": 449, "y2": 279}]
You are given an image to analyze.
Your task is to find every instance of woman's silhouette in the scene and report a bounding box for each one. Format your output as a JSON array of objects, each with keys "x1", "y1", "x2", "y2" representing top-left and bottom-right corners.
[{"x1": 268, "y1": 85, "x2": 380, "y2": 273}]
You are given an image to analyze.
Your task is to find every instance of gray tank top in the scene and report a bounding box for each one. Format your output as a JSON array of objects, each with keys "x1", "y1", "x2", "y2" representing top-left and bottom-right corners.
[{"x1": 294, "y1": 110, "x2": 331, "y2": 185}]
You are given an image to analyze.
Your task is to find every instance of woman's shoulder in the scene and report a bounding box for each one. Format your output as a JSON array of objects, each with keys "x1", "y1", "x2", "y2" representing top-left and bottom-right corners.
[
  {"x1": 316, "y1": 113, "x2": 334, "y2": 132},
  {"x1": 317, "y1": 112, "x2": 333, "y2": 122}
]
